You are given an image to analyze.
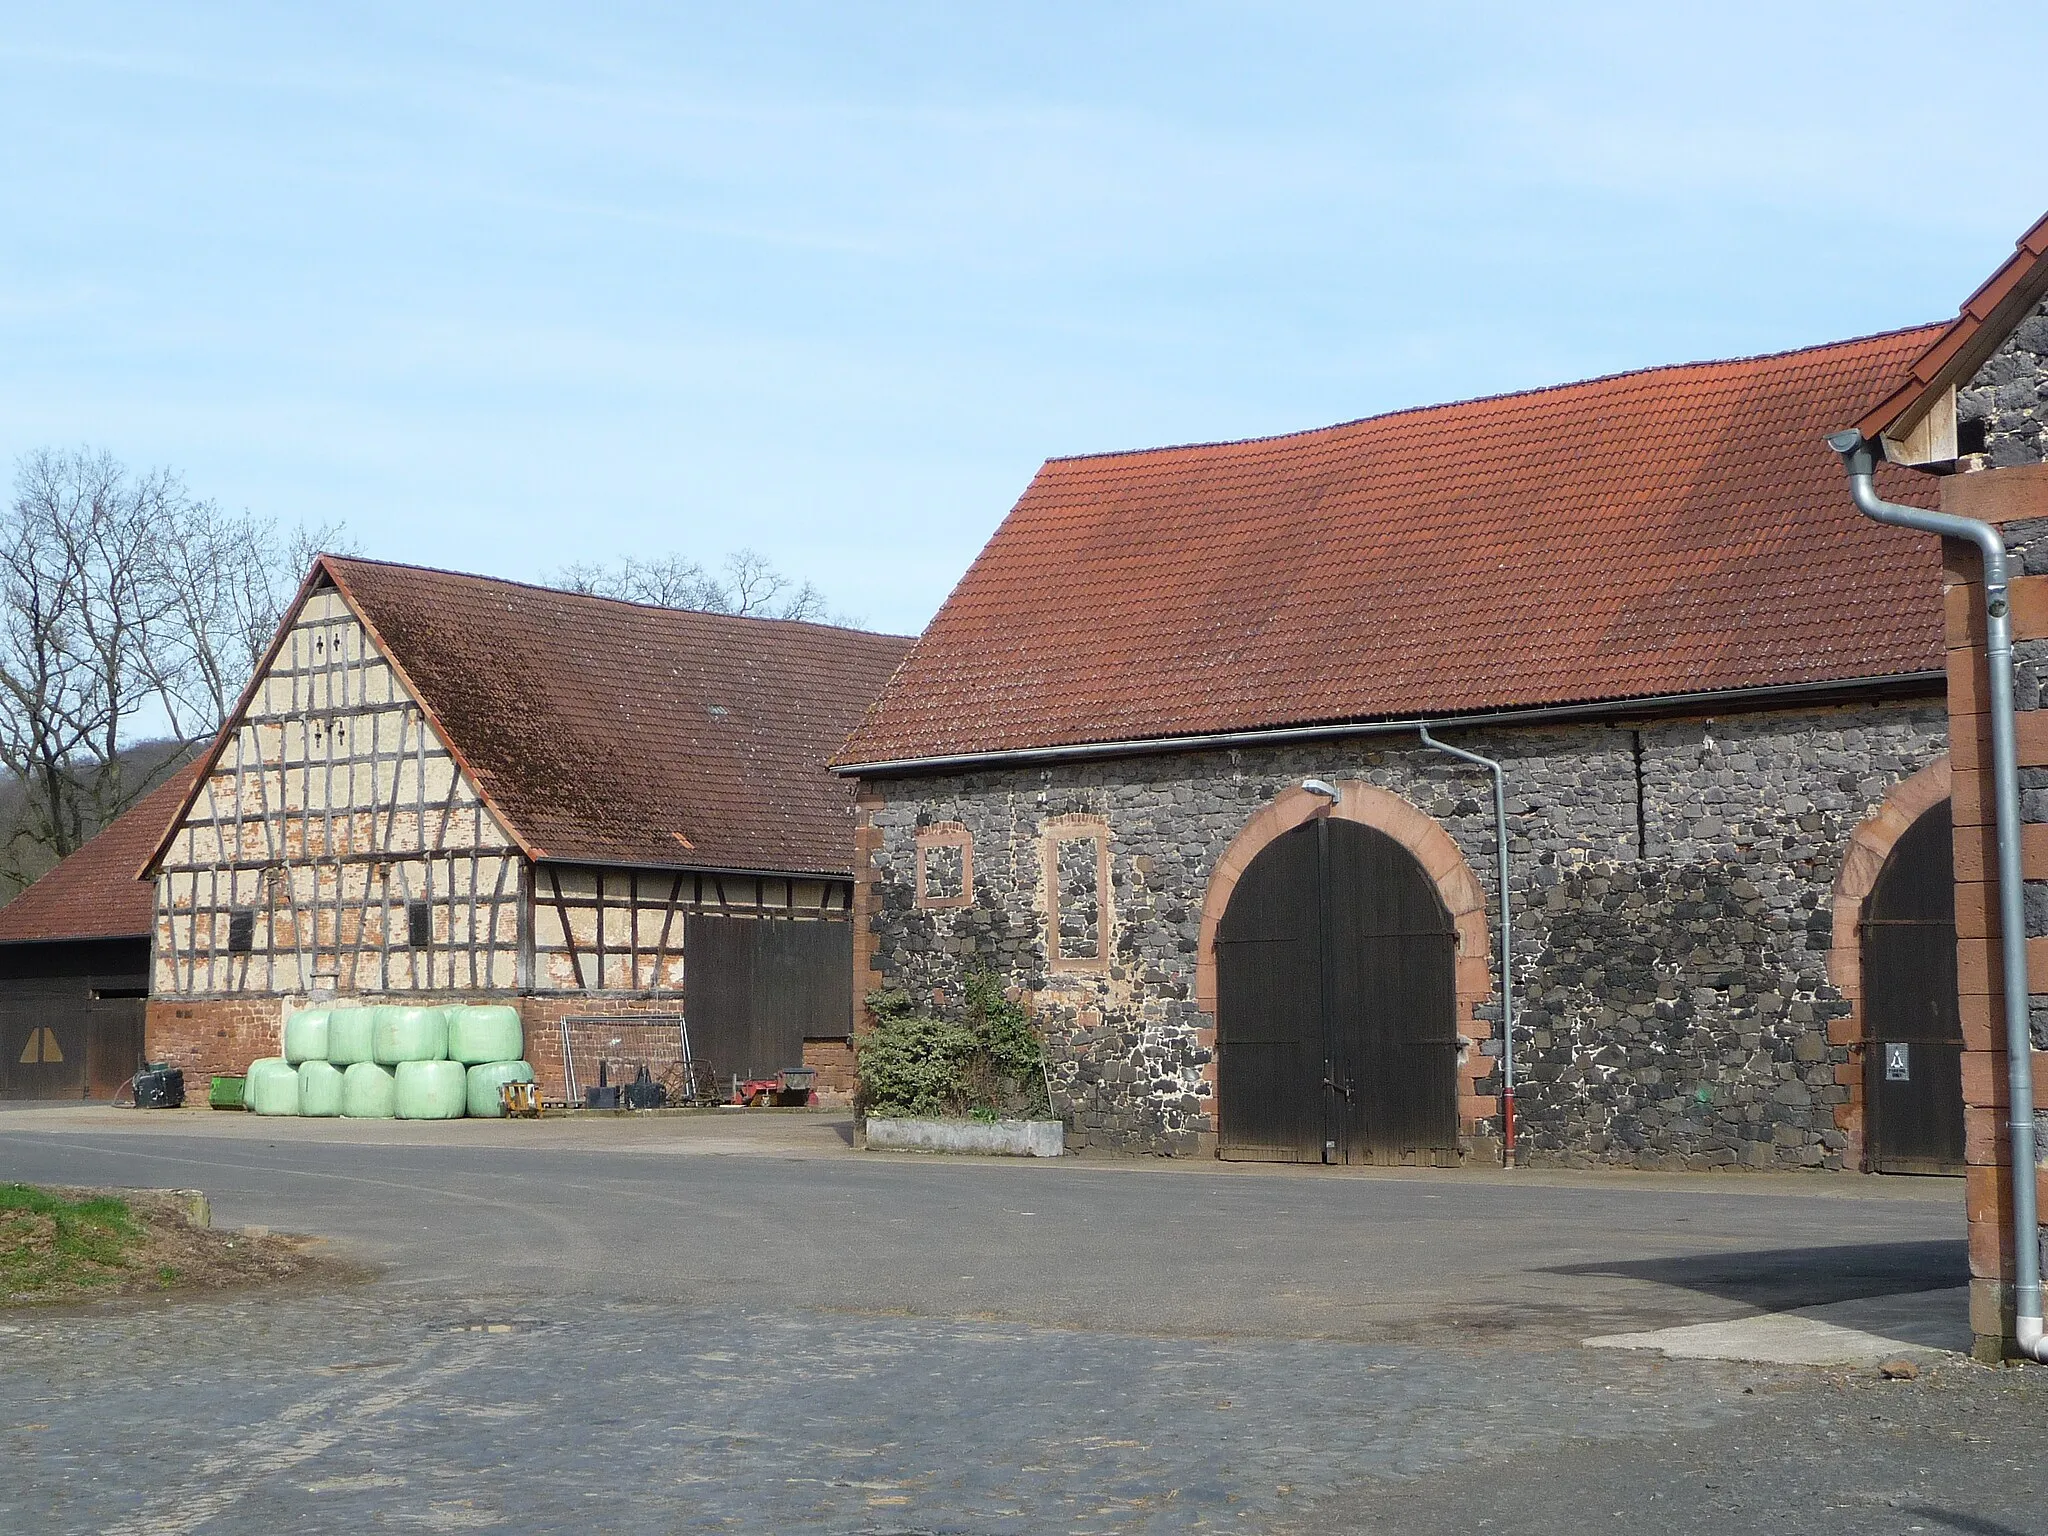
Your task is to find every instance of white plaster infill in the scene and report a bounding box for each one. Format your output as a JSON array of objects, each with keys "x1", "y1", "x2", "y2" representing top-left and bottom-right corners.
[
  {"x1": 1584, "y1": 1286, "x2": 1971, "y2": 1367},
  {"x1": 862, "y1": 1117, "x2": 1064, "y2": 1158}
]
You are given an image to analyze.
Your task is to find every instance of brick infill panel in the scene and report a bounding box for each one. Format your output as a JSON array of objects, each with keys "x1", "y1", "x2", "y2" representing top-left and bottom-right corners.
[{"x1": 146, "y1": 998, "x2": 287, "y2": 1086}]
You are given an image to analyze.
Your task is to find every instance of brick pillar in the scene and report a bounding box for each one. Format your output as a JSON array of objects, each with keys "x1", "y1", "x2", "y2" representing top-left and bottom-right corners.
[
  {"x1": 1941, "y1": 466, "x2": 2048, "y2": 1360},
  {"x1": 850, "y1": 788, "x2": 885, "y2": 1031}
]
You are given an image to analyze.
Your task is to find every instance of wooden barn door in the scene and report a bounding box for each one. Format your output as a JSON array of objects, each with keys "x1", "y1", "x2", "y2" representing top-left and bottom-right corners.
[
  {"x1": 683, "y1": 916, "x2": 853, "y2": 1086},
  {"x1": 1325, "y1": 819, "x2": 1460, "y2": 1165},
  {"x1": 1862, "y1": 801, "x2": 1964, "y2": 1174},
  {"x1": 1215, "y1": 820, "x2": 1323, "y2": 1160},
  {"x1": 1216, "y1": 816, "x2": 1459, "y2": 1164},
  {"x1": 1, "y1": 989, "x2": 88, "y2": 1100},
  {"x1": 86, "y1": 998, "x2": 147, "y2": 1100}
]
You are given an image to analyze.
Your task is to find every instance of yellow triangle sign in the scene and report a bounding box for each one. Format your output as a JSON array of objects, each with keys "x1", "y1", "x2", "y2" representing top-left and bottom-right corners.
[{"x1": 18, "y1": 1027, "x2": 62, "y2": 1064}]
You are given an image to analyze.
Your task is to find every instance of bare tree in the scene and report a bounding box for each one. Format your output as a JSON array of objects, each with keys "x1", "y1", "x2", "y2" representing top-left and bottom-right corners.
[
  {"x1": 555, "y1": 548, "x2": 849, "y2": 624},
  {"x1": 556, "y1": 554, "x2": 719, "y2": 610},
  {"x1": 142, "y1": 498, "x2": 351, "y2": 741},
  {"x1": 715, "y1": 548, "x2": 832, "y2": 622},
  {"x1": 0, "y1": 447, "x2": 350, "y2": 881},
  {"x1": 0, "y1": 449, "x2": 181, "y2": 861}
]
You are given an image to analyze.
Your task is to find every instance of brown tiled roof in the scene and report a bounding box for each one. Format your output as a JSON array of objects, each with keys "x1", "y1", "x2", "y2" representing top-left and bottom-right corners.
[
  {"x1": 839, "y1": 326, "x2": 1949, "y2": 767},
  {"x1": 314, "y1": 559, "x2": 915, "y2": 874},
  {"x1": 0, "y1": 765, "x2": 198, "y2": 944}
]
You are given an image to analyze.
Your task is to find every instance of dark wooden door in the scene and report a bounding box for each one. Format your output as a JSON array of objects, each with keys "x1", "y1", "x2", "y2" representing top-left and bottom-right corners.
[
  {"x1": 87, "y1": 998, "x2": 147, "y2": 1100},
  {"x1": 0, "y1": 993, "x2": 88, "y2": 1100},
  {"x1": 1216, "y1": 817, "x2": 1459, "y2": 1164},
  {"x1": 684, "y1": 916, "x2": 853, "y2": 1085},
  {"x1": 1863, "y1": 801, "x2": 1963, "y2": 1174},
  {"x1": 1325, "y1": 819, "x2": 1460, "y2": 1165},
  {"x1": 1215, "y1": 820, "x2": 1323, "y2": 1160}
]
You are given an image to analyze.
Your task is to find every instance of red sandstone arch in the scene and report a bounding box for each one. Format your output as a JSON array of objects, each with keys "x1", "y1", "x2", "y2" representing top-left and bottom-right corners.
[
  {"x1": 1827, "y1": 755, "x2": 1952, "y2": 1171},
  {"x1": 1195, "y1": 782, "x2": 1499, "y2": 1152}
]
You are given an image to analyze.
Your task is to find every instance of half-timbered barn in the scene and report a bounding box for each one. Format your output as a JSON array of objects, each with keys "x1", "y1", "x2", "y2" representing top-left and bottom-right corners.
[
  {"x1": 0, "y1": 767, "x2": 197, "y2": 1099},
  {"x1": 143, "y1": 556, "x2": 912, "y2": 1101},
  {"x1": 836, "y1": 213, "x2": 2048, "y2": 1177}
]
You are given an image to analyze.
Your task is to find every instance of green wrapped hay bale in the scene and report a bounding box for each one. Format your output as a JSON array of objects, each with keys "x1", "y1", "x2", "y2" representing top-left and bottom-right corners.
[
  {"x1": 340, "y1": 1062, "x2": 396, "y2": 1118},
  {"x1": 395, "y1": 1059, "x2": 466, "y2": 1120},
  {"x1": 327, "y1": 1007, "x2": 376, "y2": 1065},
  {"x1": 282, "y1": 1008, "x2": 330, "y2": 1065},
  {"x1": 447, "y1": 1006, "x2": 523, "y2": 1066},
  {"x1": 244, "y1": 1058, "x2": 299, "y2": 1116},
  {"x1": 297, "y1": 1059, "x2": 344, "y2": 1117},
  {"x1": 466, "y1": 1060, "x2": 536, "y2": 1118},
  {"x1": 372, "y1": 1005, "x2": 448, "y2": 1066}
]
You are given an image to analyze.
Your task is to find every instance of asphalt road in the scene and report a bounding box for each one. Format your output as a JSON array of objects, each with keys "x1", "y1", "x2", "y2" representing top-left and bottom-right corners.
[
  {"x1": 0, "y1": 1106, "x2": 2039, "y2": 1535},
  {"x1": 0, "y1": 1106, "x2": 1968, "y2": 1344}
]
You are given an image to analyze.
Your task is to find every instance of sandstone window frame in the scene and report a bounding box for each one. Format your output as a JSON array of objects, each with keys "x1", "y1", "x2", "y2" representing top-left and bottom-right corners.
[
  {"x1": 914, "y1": 823, "x2": 974, "y2": 910},
  {"x1": 1042, "y1": 814, "x2": 1112, "y2": 974}
]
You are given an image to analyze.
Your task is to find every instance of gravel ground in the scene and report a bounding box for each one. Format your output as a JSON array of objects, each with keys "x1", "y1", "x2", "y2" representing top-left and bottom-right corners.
[{"x1": 0, "y1": 1109, "x2": 2038, "y2": 1534}]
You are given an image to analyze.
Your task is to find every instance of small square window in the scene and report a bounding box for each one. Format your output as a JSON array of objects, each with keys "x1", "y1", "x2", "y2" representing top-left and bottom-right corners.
[
  {"x1": 407, "y1": 900, "x2": 432, "y2": 949},
  {"x1": 227, "y1": 909, "x2": 255, "y2": 954}
]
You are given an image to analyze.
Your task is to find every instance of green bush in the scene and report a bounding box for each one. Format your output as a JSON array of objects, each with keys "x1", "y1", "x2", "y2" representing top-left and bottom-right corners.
[{"x1": 856, "y1": 965, "x2": 1051, "y2": 1121}]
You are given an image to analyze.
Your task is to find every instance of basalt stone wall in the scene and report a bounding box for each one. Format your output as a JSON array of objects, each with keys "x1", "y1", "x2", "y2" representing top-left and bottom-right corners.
[
  {"x1": 857, "y1": 699, "x2": 1946, "y2": 1164},
  {"x1": 1958, "y1": 299, "x2": 2048, "y2": 469}
]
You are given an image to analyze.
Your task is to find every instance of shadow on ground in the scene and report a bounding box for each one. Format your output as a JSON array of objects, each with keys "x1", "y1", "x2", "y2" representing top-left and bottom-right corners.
[{"x1": 1543, "y1": 1238, "x2": 1968, "y2": 1310}]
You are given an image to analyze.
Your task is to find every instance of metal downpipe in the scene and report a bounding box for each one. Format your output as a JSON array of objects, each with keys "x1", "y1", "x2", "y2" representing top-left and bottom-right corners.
[
  {"x1": 1828, "y1": 429, "x2": 2045, "y2": 1360},
  {"x1": 1418, "y1": 727, "x2": 1518, "y2": 1167}
]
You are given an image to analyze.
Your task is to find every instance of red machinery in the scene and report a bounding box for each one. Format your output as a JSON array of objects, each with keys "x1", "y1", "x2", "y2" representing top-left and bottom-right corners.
[{"x1": 733, "y1": 1068, "x2": 817, "y2": 1107}]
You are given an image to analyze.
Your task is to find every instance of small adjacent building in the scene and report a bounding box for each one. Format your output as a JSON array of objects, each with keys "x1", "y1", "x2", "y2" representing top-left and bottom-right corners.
[
  {"x1": 141, "y1": 556, "x2": 912, "y2": 1100},
  {"x1": 835, "y1": 214, "x2": 2048, "y2": 1174},
  {"x1": 0, "y1": 767, "x2": 197, "y2": 1099}
]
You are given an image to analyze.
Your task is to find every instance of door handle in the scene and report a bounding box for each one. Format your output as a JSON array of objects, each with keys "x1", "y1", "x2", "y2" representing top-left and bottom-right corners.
[{"x1": 1323, "y1": 1075, "x2": 1355, "y2": 1102}]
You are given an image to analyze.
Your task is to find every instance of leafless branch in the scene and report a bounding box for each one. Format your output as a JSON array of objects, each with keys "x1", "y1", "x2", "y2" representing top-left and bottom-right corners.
[
  {"x1": 552, "y1": 548, "x2": 857, "y2": 625},
  {"x1": 0, "y1": 447, "x2": 351, "y2": 874}
]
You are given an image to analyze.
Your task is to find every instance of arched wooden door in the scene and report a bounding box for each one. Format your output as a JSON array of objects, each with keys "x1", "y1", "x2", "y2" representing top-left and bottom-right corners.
[
  {"x1": 1862, "y1": 800, "x2": 1963, "y2": 1174},
  {"x1": 1215, "y1": 816, "x2": 1459, "y2": 1164}
]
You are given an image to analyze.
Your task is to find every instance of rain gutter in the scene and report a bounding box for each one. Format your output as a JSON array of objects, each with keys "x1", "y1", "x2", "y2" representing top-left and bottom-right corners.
[
  {"x1": 831, "y1": 674, "x2": 1944, "y2": 779},
  {"x1": 1828, "y1": 428, "x2": 2045, "y2": 1361}
]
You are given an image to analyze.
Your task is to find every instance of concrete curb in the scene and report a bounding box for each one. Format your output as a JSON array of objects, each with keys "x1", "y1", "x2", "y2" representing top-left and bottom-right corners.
[{"x1": 862, "y1": 1117, "x2": 1064, "y2": 1157}]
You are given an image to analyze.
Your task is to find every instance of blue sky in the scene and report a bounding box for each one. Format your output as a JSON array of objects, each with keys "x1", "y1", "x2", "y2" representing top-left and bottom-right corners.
[{"x1": 3, "y1": 3, "x2": 2042, "y2": 635}]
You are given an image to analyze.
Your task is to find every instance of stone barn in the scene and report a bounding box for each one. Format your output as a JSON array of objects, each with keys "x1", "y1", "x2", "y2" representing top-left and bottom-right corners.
[
  {"x1": 835, "y1": 214, "x2": 2048, "y2": 1178},
  {"x1": 0, "y1": 767, "x2": 196, "y2": 1099},
  {"x1": 142, "y1": 556, "x2": 912, "y2": 1101}
]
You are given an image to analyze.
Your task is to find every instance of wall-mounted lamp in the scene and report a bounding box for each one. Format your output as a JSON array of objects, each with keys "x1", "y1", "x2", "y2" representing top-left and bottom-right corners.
[{"x1": 1301, "y1": 778, "x2": 1341, "y2": 802}]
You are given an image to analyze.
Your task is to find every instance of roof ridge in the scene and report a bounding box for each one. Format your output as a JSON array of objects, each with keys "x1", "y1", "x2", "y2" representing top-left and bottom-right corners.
[
  {"x1": 1041, "y1": 320, "x2": 1948, "y2": 466},
  {"x1": 320, "y1": 553, "x2": 909, "y2": 641}
]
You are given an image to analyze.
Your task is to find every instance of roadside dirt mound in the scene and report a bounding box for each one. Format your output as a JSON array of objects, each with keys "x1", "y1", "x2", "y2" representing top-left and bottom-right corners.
[{"x1": 1, "y1": 1184, "x2": 355, "y2": 1306}]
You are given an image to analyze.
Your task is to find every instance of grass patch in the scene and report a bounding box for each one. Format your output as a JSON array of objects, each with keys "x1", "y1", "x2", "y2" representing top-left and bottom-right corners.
[{"x1": 0, "y1": 1183, "x2": 144, "y2": 1298}]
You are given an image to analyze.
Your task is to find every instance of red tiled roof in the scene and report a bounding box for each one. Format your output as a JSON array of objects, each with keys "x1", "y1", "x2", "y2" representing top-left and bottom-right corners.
[
  {"x1": 1856, "y1": 212, "x2": 2048, "y2": 443},
  {"x1": 839, "y1": 327, "x2": 1949, "y2": 766},
  {"x1": 0, "y1": 765, "x2": 199, "y2": 944},
  {"x1": 320, "y1": 559, "x2": 911, "y2": 875}
]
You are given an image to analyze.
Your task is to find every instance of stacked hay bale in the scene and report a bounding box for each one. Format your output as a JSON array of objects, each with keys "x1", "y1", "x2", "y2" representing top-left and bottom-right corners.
[{"x1": 252, "y1": 1004, "x2": 535, "y2": 1119}]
